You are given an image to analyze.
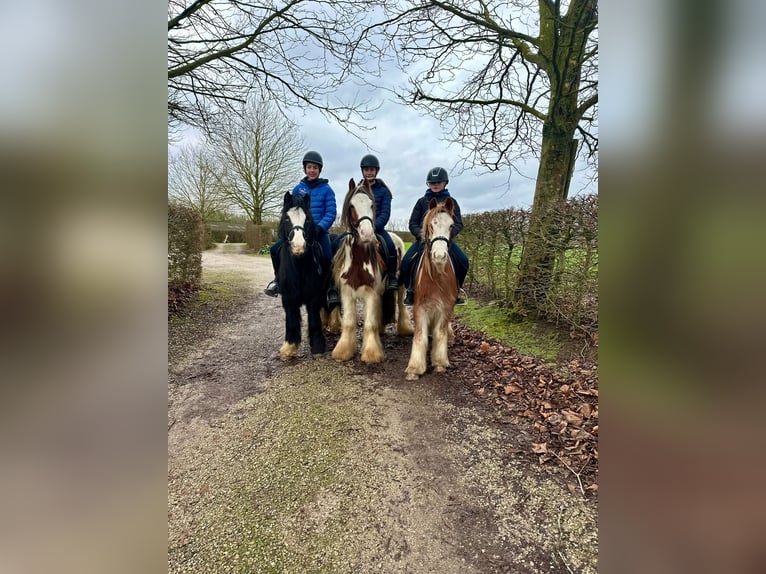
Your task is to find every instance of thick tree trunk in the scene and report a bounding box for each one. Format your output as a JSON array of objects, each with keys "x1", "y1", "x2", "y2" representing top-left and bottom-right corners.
[{"x1": 515, "y1": 125, "x2": 577, "y2": 312}]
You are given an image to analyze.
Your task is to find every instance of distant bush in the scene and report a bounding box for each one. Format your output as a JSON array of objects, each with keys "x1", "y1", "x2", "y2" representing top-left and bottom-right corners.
[{"x1": 168, "y1": 204, "x2": 204, "y2": 311}]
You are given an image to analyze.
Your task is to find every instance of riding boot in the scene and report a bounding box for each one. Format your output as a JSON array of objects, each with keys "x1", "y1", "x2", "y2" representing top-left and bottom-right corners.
[
  {"x1": 386, "y1": 273, "x2": 399, "y2": 291},
  {"x1": 327, "y1": 280, "x2": 340, "y2": 308},
  {"x1": 456, "y1": 287, "x2": 467, "y2": 305},
  {"x1": 264, "y1": 277, "x2": 280, "y2": 297},
  {"x1": 403, "y1": 288, "x2": 414, "y2": 306}
]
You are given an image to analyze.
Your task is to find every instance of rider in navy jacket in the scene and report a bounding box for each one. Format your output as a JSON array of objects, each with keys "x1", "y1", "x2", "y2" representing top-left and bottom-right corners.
[
  {"x1": 400, "y1": 166, "x2": 469, "y2": 305},
  {"x1": 363, "y1": 155, "x2": 399, "y2": 291}
]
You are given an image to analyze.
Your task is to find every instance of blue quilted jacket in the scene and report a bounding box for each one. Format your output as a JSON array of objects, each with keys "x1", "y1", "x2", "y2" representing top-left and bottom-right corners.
[{"x1": 292, "y1": 177, "x2": 337, "y2": 234}]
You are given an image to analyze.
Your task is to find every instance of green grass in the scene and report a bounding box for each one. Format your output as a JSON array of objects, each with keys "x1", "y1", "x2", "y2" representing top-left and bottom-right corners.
[{"x1": 454, "y1": 299, "x2": 563, "y2": 364}]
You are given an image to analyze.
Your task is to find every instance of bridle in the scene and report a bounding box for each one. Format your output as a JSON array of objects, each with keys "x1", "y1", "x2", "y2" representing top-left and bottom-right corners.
[
  {"x1": 353, "y1": 215, "x2": 374, "y2": 231},
  {"x1": 348, "y1": 188, "x2": 375, "y2": 235},
  {"x1": 287, "y1": 225, "x2": 309, "y2": 243},
  {"x1": 427, "y1": 235, "x2": 450, "y2": 250}
]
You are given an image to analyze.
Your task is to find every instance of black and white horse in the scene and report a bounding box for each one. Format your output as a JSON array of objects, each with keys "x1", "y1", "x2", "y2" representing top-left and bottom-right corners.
[{"x1": 276, "y1": 192, "x2": 328, "y2": 359}]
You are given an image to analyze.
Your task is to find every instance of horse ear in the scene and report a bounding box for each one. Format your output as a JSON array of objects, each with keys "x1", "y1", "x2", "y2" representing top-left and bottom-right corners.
[
  {"x1": 348, "y1": 178, "x2": 355, "y2": 192},
  {"x1": 303, "y1": 192, "x2": 311, "y2": 211},
  {"x1": 283, "y1": 191, "x2": 292, "y2": 209},
  {"x1": 428, "y1": 197, "x2": 438, "y2": 210},
  {"x1": 444, "y1": 197, "x2": 455, "y2": 214}
]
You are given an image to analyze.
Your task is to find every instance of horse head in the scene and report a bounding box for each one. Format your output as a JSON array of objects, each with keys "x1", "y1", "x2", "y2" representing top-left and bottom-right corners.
[
  {"x1": 281, "y1": 191, "x2": 313, "y2": 257},
  {"x1": 424, "y1": 197, "x2": 455, "y2": 270},
  {"x1": 343, "y1": 178, "x2": 376, "y2": 244}
]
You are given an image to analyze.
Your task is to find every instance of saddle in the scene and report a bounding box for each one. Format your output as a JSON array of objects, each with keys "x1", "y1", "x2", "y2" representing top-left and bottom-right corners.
[{"x1": 333, "y1": 231, "x2": 390, "y2": 272}]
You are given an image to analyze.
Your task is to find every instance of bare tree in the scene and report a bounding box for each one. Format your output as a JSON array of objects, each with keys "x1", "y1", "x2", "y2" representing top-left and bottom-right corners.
[
  {"x1": 380, "y1": 0, "x2": 598, "y2": 313},
  {"x1": 169, "y1": 143, "x2": 229, "y2": 223},
  {"x1": 167, "y1": 0, "x2": 384, "y2": 132},
  {"x1": 210, "y1": 97, "x2": 303, "y2": 224}
]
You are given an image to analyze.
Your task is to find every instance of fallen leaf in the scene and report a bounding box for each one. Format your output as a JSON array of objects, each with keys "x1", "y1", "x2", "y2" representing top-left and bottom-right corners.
[
  {"x1": 531, "y1": 442, "x2": 548, "y2": 454},
  {"x1": 503, "y1": 383, "x2": 522, "y2": 394},
  {"x1": 569, "y1": 428, "x2": 591, "y2": 441},
  {"x1": 562, "y1": 409, "x2": 583, "y2": 426}
]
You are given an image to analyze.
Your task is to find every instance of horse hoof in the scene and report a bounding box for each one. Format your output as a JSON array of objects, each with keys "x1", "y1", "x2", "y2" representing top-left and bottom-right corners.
[
  {"x1": 331, "y1": 349, "x2": 353, "y2": 362},
  {"x1": 279, "y1": 342, "x2": 299, "y2": 360},
  {"x1": 405, "y1": 371, "x2": 419, "y2": 381},
  {"x1": 361, "y1": 350, "x2": 384, "y2": 364},
  {"x1": 434, "y1": 365, "x2": 447, "y2": 373}
]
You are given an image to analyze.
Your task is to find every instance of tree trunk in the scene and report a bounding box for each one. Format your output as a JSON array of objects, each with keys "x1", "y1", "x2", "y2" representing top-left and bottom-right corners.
[{"x1": 515, "y1": 125, "x2": 578, "y2": 312}]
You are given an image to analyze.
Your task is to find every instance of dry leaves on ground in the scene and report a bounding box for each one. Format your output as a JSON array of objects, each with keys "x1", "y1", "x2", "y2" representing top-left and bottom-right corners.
[{"x1": 450, "y1": 323, "x2": 599, "y2": 495}]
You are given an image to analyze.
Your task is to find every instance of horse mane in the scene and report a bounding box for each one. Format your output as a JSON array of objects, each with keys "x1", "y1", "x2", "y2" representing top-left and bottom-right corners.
[{"x1": 341, "y1": 178, "x2": 376, "y2": 230}]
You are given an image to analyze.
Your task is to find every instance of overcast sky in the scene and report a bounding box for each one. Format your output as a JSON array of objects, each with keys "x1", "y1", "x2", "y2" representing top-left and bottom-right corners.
[
  {"x1": 283, "y1": 94, "x2": 596, "y2": 229},
  {"x1": 172, "y1": 59, "x2": 597, "y2": 230}
]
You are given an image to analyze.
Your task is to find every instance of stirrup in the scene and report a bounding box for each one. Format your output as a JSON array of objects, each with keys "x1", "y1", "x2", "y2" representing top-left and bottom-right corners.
[
  {"x1": 455, "y1": 288, "x2": 467, "y2": 305},
  {"x1": 386, "y1": 277, "x2": 399, "y2": 291},
  {"x1": 327, "y1": 287, "x2": 340, "y2": 306},
  {"x1": 403, "y1": 289, "x2": 414, "y2": 305},
  {"x1": 264, "y1": 280, "x2": 280, "y2": 297}
]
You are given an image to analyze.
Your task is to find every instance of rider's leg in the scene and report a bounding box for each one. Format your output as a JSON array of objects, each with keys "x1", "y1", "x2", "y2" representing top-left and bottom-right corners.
[
  {"x1": 450, "y1": 243, "x2": 469, "y2": 305},
  {"x1": 381, "y1": 231, "x2": 399, "y2": 290},
  {"x1": 264, "y1": 240, "x2": 283, "y2": 297}
]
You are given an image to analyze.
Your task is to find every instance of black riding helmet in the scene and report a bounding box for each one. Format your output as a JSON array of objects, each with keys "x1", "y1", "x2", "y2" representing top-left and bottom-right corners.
[
  {"x1": 426, "y1": 166, "x2": 449, "y2": 184},
  {"x1": 302, "y1": 151, "x2": 323, "y2": 170},
  {"x1": 360, "y1": 154, "x2": 380, "y2": 169}
]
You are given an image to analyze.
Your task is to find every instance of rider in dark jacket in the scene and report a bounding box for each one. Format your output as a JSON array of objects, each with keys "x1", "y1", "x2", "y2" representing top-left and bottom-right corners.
[
  {"x1": 361, "y1": 154, "x2": 399, "y2": 291},
  {"x1": 400, "y1": 166, "x2": 469, "y2": 305}
]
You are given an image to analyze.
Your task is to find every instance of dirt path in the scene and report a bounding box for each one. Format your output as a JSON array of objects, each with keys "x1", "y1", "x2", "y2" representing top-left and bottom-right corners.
[{"x1": 168, "y1": 245, "x2": 597, "y2": 573}]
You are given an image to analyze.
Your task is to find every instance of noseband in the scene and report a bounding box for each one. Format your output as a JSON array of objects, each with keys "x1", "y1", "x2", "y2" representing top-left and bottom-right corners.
[
  {"x1": 287, "y1": 225, "x2": 307, "y2": 242},
  {"x1": 354, "y1": 215, "x2": 374, "y2": 228},
  {"x1": 427, "y1": 235, "x2": 450, "y2": 250}
]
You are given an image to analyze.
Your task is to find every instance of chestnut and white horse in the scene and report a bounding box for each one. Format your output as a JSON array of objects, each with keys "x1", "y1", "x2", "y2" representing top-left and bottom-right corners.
[
  {"x1": 330, "y1": 178, "x2": 413, "y2": 363},
  {"x1": 405, "y1": 197, "x2": 457, "y2": 380}
]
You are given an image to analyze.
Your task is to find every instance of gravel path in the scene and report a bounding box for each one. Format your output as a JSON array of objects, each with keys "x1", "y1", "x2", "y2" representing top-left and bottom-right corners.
[{"x1": 168, "y1": 244, "x2": 597, "y2": 573}]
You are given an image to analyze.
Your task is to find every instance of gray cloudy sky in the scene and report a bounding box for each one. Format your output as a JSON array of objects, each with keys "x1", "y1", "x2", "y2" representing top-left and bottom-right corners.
[{"x1": 287, "y1": 96, "x2": 596, "y2": 230}]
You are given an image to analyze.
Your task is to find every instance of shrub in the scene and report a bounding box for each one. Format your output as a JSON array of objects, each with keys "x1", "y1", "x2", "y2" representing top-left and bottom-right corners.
[{"x1": 168, "y1": 204, "x2": 204, "y2": 307}]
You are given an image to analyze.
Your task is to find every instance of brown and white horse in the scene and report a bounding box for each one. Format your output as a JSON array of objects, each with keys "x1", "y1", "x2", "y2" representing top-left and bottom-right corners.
[
  {"x1": 330, "y1": 178, "x2": 413, "y2": 363},
  {"x1": 405, "y1": 197, "x2": 457, "y2": 380}
]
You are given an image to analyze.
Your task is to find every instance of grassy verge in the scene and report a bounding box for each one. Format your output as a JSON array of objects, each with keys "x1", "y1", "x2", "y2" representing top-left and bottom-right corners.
[{"x1": 454, "y1": 298, "x2": 564, "y2": 365}]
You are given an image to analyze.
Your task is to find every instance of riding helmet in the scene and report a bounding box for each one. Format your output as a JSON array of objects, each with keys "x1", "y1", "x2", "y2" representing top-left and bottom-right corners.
[
  {"x1": 426, "y1": 166, "x2": 449, "y2": 184},
  {"x1": 302, "y1": 150, "x2": 323, "y2": 169},
  {"x1": 360, "y1": 154, "x2": 380, "y2": 169}
]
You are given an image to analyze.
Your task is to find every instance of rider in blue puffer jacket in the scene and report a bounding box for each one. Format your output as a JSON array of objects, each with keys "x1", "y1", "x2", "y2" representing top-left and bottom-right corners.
[{"x1": 264, "y1": 151, "x2": 337, "y2": 297}]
